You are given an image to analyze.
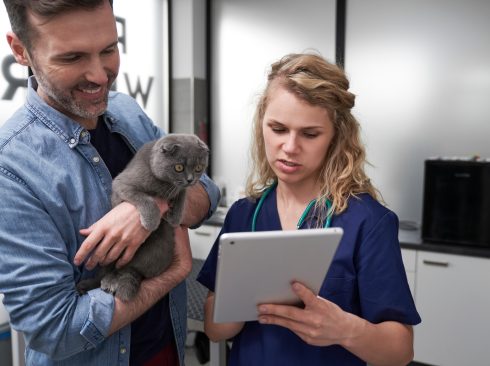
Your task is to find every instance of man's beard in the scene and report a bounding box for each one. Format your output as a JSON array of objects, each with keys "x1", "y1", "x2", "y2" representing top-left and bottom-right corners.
[{"x1": 35, "y1": 68, "x2": 116, "y2": 121}]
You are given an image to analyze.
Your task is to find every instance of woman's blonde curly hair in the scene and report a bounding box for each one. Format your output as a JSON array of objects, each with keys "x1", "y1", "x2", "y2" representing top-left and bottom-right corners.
[{"x1": 245, "y1": 53, "x2": 381, "y2": 220}]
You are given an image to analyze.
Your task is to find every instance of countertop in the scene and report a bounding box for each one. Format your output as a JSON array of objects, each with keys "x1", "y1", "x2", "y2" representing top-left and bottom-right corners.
[
  {"x1": 204, "y1": 208, "x2": 490, "y2": 259},
  {"x1": 398, "y1": 228, "x2": 490, "y2": 258}
]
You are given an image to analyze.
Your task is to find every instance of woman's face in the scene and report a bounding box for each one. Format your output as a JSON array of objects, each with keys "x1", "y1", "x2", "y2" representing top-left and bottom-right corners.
[{"x1": 262, "y1": 85, "x2": 335, "y2": 190}]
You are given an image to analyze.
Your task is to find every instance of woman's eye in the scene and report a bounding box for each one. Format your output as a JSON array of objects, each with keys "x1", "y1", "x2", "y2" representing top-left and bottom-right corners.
[
  {"x1": 303, "y1": 132, "x2": 319, "y2": 138},
  {"x1": 174, "y1": 164, "x2": 184, "y2": 172},
  {"x1": 195, "y1": 165, "x2": 203, "y2": 172},
  {"x1": 272, "y1": 127, "x2": 286, "y2": 133}
]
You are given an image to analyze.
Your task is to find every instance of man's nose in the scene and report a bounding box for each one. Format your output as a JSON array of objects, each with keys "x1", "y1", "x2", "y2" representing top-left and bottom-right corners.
[{"x1": 85, "y1": 57, "x2": 109, "y2": 85}]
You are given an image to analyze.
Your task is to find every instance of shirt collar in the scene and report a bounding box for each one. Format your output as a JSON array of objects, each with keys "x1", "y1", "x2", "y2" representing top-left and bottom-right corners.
[{"x1": 25, "y1": 76, "x2": 115, "y2": 148}]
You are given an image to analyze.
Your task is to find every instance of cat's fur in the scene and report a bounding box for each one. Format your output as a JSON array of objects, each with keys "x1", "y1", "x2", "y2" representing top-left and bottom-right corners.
[{"x1": 77, "y1": 133, "x2": 209, "y2": 301}]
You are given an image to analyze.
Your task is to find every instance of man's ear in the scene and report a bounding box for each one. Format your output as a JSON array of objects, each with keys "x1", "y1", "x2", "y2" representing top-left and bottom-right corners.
[{"x1": 6, "y1": 31, "x2": 31, "y2": 66}]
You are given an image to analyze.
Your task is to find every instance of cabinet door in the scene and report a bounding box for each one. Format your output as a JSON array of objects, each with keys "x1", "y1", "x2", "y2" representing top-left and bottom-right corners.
[
  {"x1": 414, "y1": 251, "x2": 490, "y2": 366},
  {"x1": 189, "y1": 225, "x2": 220, "y2": 260},
  {"x1": 401, "y1": 249, "x2": 417, "y2": 298}
]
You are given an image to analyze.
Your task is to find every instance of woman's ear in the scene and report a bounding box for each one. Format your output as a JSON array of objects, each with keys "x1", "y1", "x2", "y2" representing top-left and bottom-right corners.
[{"x1": 6, "y1": 31, "x2": 31, "y2": 66}]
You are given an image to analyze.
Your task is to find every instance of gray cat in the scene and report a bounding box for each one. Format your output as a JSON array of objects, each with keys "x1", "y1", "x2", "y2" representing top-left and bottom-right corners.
[{"x1": 77, "y1": 133, "x2": 209, "y2": 301}]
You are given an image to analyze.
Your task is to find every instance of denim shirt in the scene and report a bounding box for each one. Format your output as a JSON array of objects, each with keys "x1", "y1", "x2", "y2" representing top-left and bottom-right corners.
[{"x1": 0, "y1": 77, "x2": 220, "y2": 365}]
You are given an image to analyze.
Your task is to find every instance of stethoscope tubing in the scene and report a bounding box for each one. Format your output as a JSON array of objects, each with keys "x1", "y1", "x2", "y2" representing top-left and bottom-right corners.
[{"x1": 251, "y1": 182, "x2": 333, "y2": 231}]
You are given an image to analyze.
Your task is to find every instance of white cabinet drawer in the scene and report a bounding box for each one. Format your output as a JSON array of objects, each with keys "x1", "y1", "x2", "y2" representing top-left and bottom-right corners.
[{"x1": 401, "y1": 248, "x2": 416, "y2": 272}]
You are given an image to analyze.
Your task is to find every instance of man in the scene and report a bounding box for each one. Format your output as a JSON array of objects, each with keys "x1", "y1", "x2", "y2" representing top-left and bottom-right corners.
[{"x1": 0, "y1": 1, "x2": 220, "y2": 365}]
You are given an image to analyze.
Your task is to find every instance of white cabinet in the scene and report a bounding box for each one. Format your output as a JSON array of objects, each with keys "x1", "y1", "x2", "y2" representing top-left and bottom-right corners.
[
  {"x1": 413, "y1": 251, "x2": 490, "y2": 366},
  {"x1": 401, "y1": 249, "x2": 417, "y2": 298},
  {"x1": 189, "y1": 224, "x2": 220, "y2": 260}
]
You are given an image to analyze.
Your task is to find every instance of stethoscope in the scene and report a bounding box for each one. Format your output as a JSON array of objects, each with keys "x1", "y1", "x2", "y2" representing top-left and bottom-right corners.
[{"x1": 251, "y1": 181, "x2": 333, "y2": 231}]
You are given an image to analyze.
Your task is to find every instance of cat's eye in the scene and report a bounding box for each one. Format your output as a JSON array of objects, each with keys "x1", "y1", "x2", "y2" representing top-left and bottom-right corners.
[
  {"x1": 195, "y1": 164, "x2": 203, "y2": 173},
  {"x1": 174, "y1": 164, "x2": 184, "y2": 172}
]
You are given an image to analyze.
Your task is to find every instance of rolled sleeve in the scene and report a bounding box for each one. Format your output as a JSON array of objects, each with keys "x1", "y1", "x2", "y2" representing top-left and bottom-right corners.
[{"x1": 79, "y1": 289, "x2": 114, "y2": 348}]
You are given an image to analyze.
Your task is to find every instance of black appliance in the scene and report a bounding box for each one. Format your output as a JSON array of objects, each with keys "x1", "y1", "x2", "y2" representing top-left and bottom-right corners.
[{"x1": 422, "y1": 158, "x2": 490, "y2": 247}]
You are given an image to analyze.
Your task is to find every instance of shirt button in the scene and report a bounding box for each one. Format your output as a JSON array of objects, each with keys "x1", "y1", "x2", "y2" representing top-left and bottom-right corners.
[
  {"x1": 69, "y1": 138, "x2": 76, "y2": 144},
  {"x1": 92, "y1": 156, "x2": 100, "y2": 163},
  {"x1": 120, "y1": 346, "x2": 127, "y2": 354},
  {"x1": 81, "y1": 131, "x2": 87, "y2": 138}
]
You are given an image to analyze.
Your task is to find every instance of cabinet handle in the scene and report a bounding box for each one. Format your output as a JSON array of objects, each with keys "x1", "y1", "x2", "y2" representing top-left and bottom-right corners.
[
  {"x1": 422, "y1": 259, "x2": 449, "y2": 267},
  {"x1": 194, "y1": 231, "x2": 212, "y2": 236}
]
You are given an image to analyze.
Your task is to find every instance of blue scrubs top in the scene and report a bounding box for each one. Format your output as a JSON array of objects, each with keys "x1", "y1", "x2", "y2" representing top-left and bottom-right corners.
[{"x1": 197, "y1": 186, "x2": 421, "y2": 366}]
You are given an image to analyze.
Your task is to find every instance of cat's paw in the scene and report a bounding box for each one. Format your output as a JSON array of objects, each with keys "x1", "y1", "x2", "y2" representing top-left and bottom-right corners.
[
  {"x1": 140, "y1": 213, "x2": 161, "y2": 232},
  {"x1": 101, "y1": 271, "x2": 141, "y2": 302},
  {"x1": 114, "y1": 282, "x2": 139, "y2": 302},
  {"x1": 100, "y1": 272, "x2": 119, "y2": 295},
  {"x1": 76, "y1": 278, "x2": 100, "y2": 295}
]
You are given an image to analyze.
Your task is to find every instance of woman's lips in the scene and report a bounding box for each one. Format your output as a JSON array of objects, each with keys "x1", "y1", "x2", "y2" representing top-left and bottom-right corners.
[{"x1": 276, "y1": 159, "x2": 301, "y2": 173}]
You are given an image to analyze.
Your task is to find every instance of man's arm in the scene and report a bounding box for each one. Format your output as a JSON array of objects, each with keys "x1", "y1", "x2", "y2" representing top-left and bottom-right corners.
[{"x1": 180, "y1": 182, "x2": 211, "y2": 228}]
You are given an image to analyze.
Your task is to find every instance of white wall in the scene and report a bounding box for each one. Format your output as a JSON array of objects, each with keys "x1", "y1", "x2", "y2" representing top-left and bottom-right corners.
[
  {"x1": 211, "y1": 0, "x2": 490, "y2": 225},
  {"x1": 346, "y1": 0, "x2": 490, "y2": 223},
  {"x1": 112, "y1": 0, "x2": 168, "y2": 130},
  {"x1": 210, "y1": 0, "x2": 336, "y2": 204}
]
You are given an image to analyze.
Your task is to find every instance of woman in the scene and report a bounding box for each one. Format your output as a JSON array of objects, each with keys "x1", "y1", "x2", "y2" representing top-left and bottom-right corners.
[{"x1": 197, "y1": 53, "x2": 420, "y2": 366}]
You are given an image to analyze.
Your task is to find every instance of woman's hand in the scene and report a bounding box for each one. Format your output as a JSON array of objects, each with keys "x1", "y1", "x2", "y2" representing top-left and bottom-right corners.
[
  {"x1": 257, "y1": 282, "x2": 414, "y2": 366},
  {"x1": 74, "y1": 200, "x2": 169, "y2": 269},
  {"x1": 257, "y1": 282, "x2": 358, "y2": 347}
]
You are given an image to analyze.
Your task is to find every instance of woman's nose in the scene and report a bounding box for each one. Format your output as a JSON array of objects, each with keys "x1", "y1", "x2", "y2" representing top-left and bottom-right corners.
[{"x1": 283, "y1": 134, "x2": 299, "y2": 153}]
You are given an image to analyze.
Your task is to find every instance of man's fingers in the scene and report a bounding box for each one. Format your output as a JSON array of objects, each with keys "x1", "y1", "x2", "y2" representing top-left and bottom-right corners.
[
  {"x1": 154, "y1": 198, "x2": 170, "y2": 215},
  {"x1": 116, "y1": 246, "x2": 138, "y2": 269},
  {"x1": 101, "y1": 244, "x2": 125, "y2": 266},
  {"x1": 85, "y1": 235, "x2": 117, "y2": 270},
  {"x1": 74, "y1": 229, "x2": 103, "y2": 266}
]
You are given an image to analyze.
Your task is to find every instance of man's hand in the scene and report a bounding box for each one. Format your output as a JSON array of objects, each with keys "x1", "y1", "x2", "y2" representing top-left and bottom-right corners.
[{"x1": 74, "y1": 201, "x2": 169, "y2": 269}]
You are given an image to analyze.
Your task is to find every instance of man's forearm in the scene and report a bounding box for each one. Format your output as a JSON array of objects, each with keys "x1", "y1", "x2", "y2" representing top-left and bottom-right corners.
[
  {"x1": 181, "y1": 182, "x2": 211, "y2": 227},
  {"x1": 108, "y1": 268, "x2": 184, "y2": 335}
]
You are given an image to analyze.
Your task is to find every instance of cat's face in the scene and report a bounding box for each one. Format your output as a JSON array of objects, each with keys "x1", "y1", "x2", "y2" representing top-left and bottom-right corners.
[{"x1": 151, "y1": 134, "x2": 209, "y2": 188}]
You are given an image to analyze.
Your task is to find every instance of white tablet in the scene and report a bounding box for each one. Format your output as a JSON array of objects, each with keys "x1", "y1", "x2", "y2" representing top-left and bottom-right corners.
[{"x1": 213, "y1": 227, "x2": 343, "y2": 323}]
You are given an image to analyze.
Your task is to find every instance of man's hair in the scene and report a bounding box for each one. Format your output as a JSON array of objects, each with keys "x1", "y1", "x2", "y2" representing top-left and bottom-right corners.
[
  {"x1": 3, "y1": 0, "x2": 113, "y2": 51},
  {"x1": 246, "y1": 52, "x2": 382, "y2": 218}
]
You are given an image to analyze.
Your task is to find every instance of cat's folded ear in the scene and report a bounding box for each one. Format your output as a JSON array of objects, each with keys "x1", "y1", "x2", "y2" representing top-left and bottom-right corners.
[
  {"x1": 160, "y1": 142, "x2": 181, "y2": 155},
  {"x1": 198, "y1": 140, "x2": 210, "y2": 153}
]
